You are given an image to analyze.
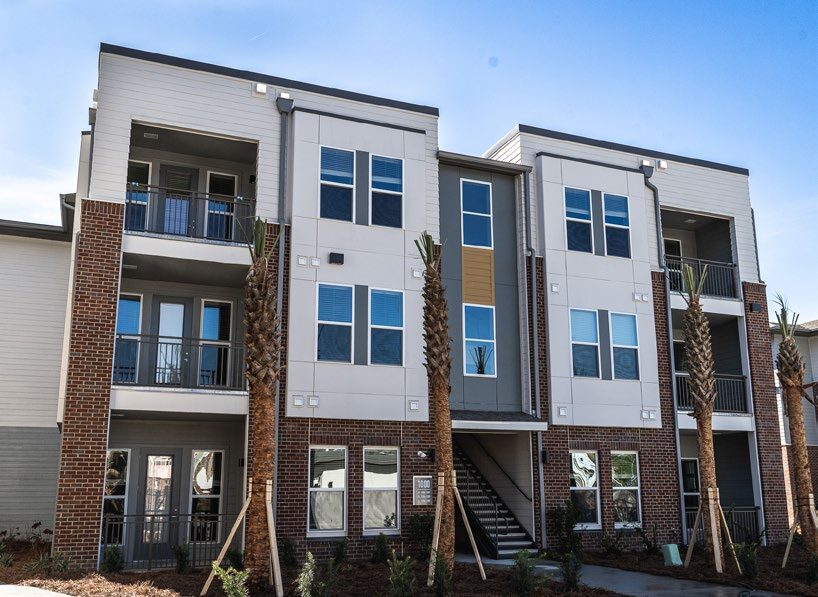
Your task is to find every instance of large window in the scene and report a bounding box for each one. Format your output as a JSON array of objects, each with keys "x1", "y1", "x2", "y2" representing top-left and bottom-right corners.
[
  {"x1": 610, "y1": 313, "x2": 639, "y2": 380},
  {"x1": 461, "y1": 180, "x2": 493, "y2": 248},
  {"x1": 371, "y1": 155, "x2": 403, "y2": 228},
  {"x1": 206, "y1": 172, "x2": 237, "y2": 241},
  {"x1": 320, "y1": 147, "x2": 355, "y2": 222},
  {"x1": 611, "y1": 451, "x2": 641, "y2": 527},
  {"x1": 570, "y1": 309, "x2": 599, "y2": 378},
  {"x1": 308, "y1": 447, "x2": 347, "y2": 534},
  {"x1": 370, "y1": 289, "x2": 403, "y2": 366},
  {"x1": 317, "y1": 284, "x2": 353, "y2": 362},
  {"x1": 681, "y1": 458, "x2": 700, "y2": 510},
  {"x1": 569, "y1": 451, "x2": 600, "y2": 528},
  {"x1": 363, "y1": 448, "x2": 399, "y2": 532},
  {"x1": 604, "y1": 194, "x2": 630, "y2": 258},
  {"x1": 464, "y1": 305, "x2": 496, "y2": 376},
  {"x1": 565, "y1": 187, "x2": 592, "y2": 253},
  {"x1": 200, "y1": 301, "x2": 231, "y2": 387},
  {"x1": 103, "y1": 449, "x2": 129, "y2": 545},
  {"x1": 113, "y1": 295, "x2": 141, "y2": 383},
  {"x1": 190, "y1": 450, "x2": 223, "y2": 542}
]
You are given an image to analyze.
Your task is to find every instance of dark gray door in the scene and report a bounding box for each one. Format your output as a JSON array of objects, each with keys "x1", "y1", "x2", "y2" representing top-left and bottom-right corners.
[
  {"x1": 135, "y1": 449, "x2": 182, "y2": 563},
  {"x1": 148, "y1": 297, "x2": 194, "y2": 387},
  {"x1": 157, "y1": 165, "x2": 198, "y2": 236}
]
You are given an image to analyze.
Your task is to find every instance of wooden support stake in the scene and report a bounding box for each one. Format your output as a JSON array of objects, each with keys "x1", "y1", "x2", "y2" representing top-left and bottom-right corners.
[
  {"x1": 717, "y1": 503, "x2": 742, "y2": 576},
  {"x1": 451, "y1": 470, "x2": 485, "y2": 581},
  {"x1": 684, "y1": 503, "x2": 702, "y2": 568},
  {"x1": 427, "y1": 472, "x2": 446, "y2": 587},
  {"x1": 266, "y1": 480, "x2": 284, "y2": 597},
  {"x1": 782, "y1": 518, "x2": 799, "y2": 569},
  {"x1": 707, "y1": 488, "x2": 723, "y2": 573},
  {"x1": 200, "y1": 478, "x2": 253, "y2": 596}
]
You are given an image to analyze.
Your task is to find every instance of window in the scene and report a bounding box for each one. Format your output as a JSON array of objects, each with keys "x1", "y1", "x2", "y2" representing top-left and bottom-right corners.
[
  {"x1": 308, "y1": 447, "x2": 347, "y2": 534},
  {"x1": 464, "y1": 305, "x2": 496, "y2": 376},
  {"x1": 673, "y1": 341, "x2": 687, "y2": 372},
  {"x1": 320, "y1": 147, "x2": 355, "y2": 222},
  {"x1": 370, "y1": 289, "x2": 403, "y2": 366},
  {"x1": 610, "y1": 313, "x2": 639, "y2": 380},
  {"x1": 114, "y1": 295, "x2": 141, "y2": 383},
  {"x1": 604, "y1": 194, "x2": 630, "y2": 258},
  {"x1": 200, "y1": 301, "x2": 231, "y2": 387},
  {"x1": 570, "y1": 309, "x2": 599, "y2": 378},
  {"x1": 317, "y1": 284, "x2": 353, "y2": 362},
  {"x1": 206, "y1": 172, "x2": 237, "y2": 241},
  {"x1": 103, "y1": 449, "x2": 129, "y2": 545},
  {"x1": 461, "y1": 180, "x2": 492, "y2": 248},
  {"x1": 565, "y1": 187, "x2": 592, "y2": 253},
  {"x1": 681, "y1": 458, "x2": 700, "y2": 510},
  {"x1": 569, "y1": 451, "x2": 599, "y2": 528},
  {"x1": 190, "y1": 450, "x2": 223, "y2": 541},
  {"x1": 363, "y1": 448, "x2": 399, "y2": 532},
  {"x1": 611, "y1": 452, "x2": 641, "y2": 527},
  {"x1": 125, "y1": 161, "x2": 150, "y2": 231},
  {"x1": 371, "y1": 155, "x2": 403, "y2": 228}
]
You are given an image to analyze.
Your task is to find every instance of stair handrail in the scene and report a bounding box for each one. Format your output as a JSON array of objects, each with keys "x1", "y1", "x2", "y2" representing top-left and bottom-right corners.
[{"x1": 472, "y1": 436, "x2": 532, "y2": 502}]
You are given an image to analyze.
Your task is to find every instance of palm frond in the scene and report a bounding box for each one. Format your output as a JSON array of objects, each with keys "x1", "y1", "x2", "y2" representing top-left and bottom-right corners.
[
  {"x1": 680, "y1": 263, "x2": 708, "y2": 305},
  {"x1": 415, "y1": 231, "x2": 437, "y2": 270},
  {"x1": 774, "y1": 294, "x2": 800, "y2": 339}
]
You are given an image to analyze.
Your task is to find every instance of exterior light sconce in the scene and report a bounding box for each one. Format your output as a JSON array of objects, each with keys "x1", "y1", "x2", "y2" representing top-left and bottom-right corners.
[
  {"x1": 417, "y1": 449, "x2": 435, "y2": 462},
  {"x1": 750, "y1": 303, "x2": 763, "y2": 313}
]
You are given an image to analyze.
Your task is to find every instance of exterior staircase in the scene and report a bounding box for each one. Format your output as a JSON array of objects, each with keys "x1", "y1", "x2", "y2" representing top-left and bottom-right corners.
[{"x1": 453, "y1": 443, "x2": 538, "y2": 559}]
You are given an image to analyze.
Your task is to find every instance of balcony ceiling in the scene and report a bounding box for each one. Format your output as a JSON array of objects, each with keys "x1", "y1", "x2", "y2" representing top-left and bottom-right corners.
[
  {"x1": 122, "y1": 253, "x2": 246, "y2": 287},
  {"x1": 130, "y1": 123, "x2": 257, "y2": 164},
  {"x1": 671, "y1": 309, "x2": 738, "y2": 328},
  {"x1": 661, "y1": 209, "x2": 728, "y2": 232}
]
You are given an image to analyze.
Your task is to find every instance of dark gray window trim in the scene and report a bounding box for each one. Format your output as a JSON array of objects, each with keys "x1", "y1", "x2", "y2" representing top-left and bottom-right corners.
[
  {"x1": 355, "y1": 151, "x2": 370, "y2": 226},
  {"x1": 526, "y1": 129, "x2": 749, "y2": 175},
  {"x1": 100, "y1": 44, "x2": 439, "y2": 117},
  {"x1": 295, "y1": 107, "x2": 426, "y2": 135},
  {"x1": 354, "y1": 285, "x2": 369, "y2": 366}
]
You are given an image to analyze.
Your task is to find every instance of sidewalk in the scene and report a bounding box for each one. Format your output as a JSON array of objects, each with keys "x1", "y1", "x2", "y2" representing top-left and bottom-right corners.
[{"x1": 455, "y1": 553, "x2": 784, "y2": 596}]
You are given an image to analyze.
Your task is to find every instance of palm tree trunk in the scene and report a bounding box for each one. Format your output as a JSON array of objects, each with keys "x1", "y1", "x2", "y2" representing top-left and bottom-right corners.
[
  {"x1": 785, "y1": 383, "x2": 818, "y2": 552},
  {"x1": 695, "y1": 402, "x2": 723, "y2": 562},
  {"x1": 431, "y1": 374, "x2": 455, "y2": 571}
]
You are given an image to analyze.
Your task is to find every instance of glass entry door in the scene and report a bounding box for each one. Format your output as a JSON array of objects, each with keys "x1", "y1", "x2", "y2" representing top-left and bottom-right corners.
[
  {"x1": 158, "y1": 165, "x2": 198, "y2": 236},
  {"x1": 136, "y1": 450, "x2": 182, "y2": 563},
  {"x1": 150, "y1": 297, "x2": 193, "y2": 387}
]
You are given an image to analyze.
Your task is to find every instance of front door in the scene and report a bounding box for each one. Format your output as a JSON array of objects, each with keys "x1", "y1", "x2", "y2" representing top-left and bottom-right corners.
[
  {"x1": 150, "y1": 297, "x2": 193, "y2": 387},
  {"x1": 158, "y1": 165, "x2": 198, "y2": 236},
  {"x1": 136, "y1": 450, "x2": 182, "y2": 564}
]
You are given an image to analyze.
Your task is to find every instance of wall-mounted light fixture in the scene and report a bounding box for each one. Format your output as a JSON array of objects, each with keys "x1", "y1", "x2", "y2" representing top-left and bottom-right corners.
[{"x1": 417, "y1": 449, "x2": 436, "y2": 462}]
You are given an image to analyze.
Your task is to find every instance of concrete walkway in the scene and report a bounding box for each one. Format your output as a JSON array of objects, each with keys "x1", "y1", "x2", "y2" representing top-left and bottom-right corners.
[
  {"x1": 0, "y1": 587, "x2": 69, "y2": 596},
  {"x1": 455, "y1": 553, "x2": 784, "y2": 596}
]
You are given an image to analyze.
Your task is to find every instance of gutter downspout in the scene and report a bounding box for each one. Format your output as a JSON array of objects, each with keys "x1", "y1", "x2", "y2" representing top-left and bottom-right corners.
[
  {"x1": 273, "y1": 95, "x2": 294, "y2": 510},
  {"x1": 641, "y1": 165, "x2": 687, "y2": 542},
  {"x1": 523, "y1": 170, "x2": 547, "y2": 549}
]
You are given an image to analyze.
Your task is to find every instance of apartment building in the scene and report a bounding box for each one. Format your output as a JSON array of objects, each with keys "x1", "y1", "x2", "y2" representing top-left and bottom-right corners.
[{"x1": 0, "y1": 43, "x2": 786, "y2": 569}]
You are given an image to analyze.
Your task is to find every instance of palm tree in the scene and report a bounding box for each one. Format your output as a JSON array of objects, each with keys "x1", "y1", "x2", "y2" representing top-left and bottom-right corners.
[
  {"x1": 243, "y1": 218, "x2": 283, "y2": 583},
  {"x1": 775, "y1": 295, "x2": 818, "y2": 554},
  {"x1": 680, "y1": 264, "x2": 724, "y2": 568},
  {"x1": 415, "y1": 231, "x2": 455, "y2": 577}
]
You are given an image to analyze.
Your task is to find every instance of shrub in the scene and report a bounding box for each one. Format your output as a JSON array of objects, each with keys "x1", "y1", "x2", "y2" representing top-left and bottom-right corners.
[
  {"x1": 733, "y1": 542, "x2": 759, "y2": 580},
  {"x1": 296, "y1": 552, "x2": 337, "y2": 597},
  {"x1": 387, "y1": 550, "x2": 416, "y2": 597},
  {"x1": 100, "y1": 545, "x2": 124, "y2": 572},
  {"x1": 510, "y1": 550, "x2": 538, "y2": 596},
  {"x1": 432, "y1": 554, "x2": 451, "y2": 596},
  {"x1": 635, "y1": 523, "x2": 660, "y2": 555},
  {"x1": 807, "y1": 554, "x2": 818, "y2": 585},
  {"x1": 171, "y1": 542, "x2": 191, "y2": 573},
  {"x1": 280, "y1": 536, "x2": 298, "y2": 567},
  {"x1": 332, "y1": 538, "x2": 347, "y2": 564},
  {"x1": 51, "y1": 551, "x2": 69, "y2": 573},
  {"x1": 372, "y1": 533, "x2": 390, "y2": 564},
  {"x1": 226, "y1": 547, "x2": 243, "y2": 570},
  {"x1": 296, "y1": 552, "x2": 317, "y2": 597},
  {"x1": 601, "y1": 531, "x2": 623, "y2": 556},
  {"x1": 407, "y1": 514, "x2": 434, "y2": 561},
  {"x1": 0, "y1": 552, "x2": 13, "y2": 568},
  {"x1": 25, "y1": 550, "x2": 69, "y2": 575},
  {"x1": 212, "y1": 562, "x2": 250, "y2": 597},
  {"x1": 549, "y1": 501, "x2": 582, "y2": 555},
  {"x1": 560, "y1": 552, "x2": 582, "y2": 591}
]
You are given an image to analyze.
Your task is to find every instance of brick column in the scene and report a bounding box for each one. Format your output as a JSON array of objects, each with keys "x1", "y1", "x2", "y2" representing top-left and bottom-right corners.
[
  {"x1": 743, "y1": 281, "x2": 789, "y2": 543},
  {"x1": 53, "y1": 199, "x2": 123, "y2": 568}
]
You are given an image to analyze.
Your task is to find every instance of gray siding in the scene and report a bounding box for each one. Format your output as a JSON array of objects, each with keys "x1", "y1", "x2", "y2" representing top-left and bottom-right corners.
[{"x1": 714, "y1": 432, "x2": 755, "y2": 507}]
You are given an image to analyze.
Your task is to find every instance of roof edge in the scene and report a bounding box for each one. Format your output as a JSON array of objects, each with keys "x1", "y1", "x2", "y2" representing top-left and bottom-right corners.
[
  {"x1": 438, "y1": 150, "x2": 531, "y2": 175},
  {"x1": 100, "y1": 43, "x2": 439, "y2": 117},
  {"x1": 0, "y1": 194, "x2": 74, "y2": 242}
]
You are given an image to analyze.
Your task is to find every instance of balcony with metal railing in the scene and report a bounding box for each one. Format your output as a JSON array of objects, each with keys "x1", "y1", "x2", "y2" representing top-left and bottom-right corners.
[
  {"x1": 685, "y1": 506, "x2": 761, "y2": 545},
  {"x1": 666, "y1": 256, "x2": 738, "y2": 299},
  {"x1": 675, "y1": 372, "x2": 749, "y2": 413}
]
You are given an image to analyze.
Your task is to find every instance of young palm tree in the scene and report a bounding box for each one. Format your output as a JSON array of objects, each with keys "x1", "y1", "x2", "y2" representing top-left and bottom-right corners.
[
  {"x1": 680, "y1": 264, "x2": 724, "y2": 568},
  {"x1": 243, "y1": 218, "x2": 283, "y2": 583},
  {"x1": 415, "y1": 231, "x2": 455, "y2": 577},
  {"x1": 775, "y1": 296, "x2": 818, "y2": 554}
]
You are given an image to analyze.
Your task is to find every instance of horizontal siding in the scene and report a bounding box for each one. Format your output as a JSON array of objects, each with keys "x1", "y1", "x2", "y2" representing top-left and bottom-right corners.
[
  {"x1": 462, "y1": 247, "x2": 495, "y2": 305},
  {"x1": 0, "y1": 237, "x2": 70, "y2": 427},
  {"x1": 0, "y1": 427, "x2": 60, "y2": 530}
]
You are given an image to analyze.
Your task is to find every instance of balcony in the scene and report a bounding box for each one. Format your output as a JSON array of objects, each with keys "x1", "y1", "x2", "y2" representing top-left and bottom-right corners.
[
  {"x1": 666, "y1": 256, "x2": 737, "y2": 299},
  {"x1": 113, "y1": 334, "x2": 245, "y2": 391},
  {"x1": 125, "y1": 184, "x2": 254, "y2": 244},
  {"x1": 675, "y1": 372, "x2": 748, "y2": 413},
  {"x1": 685, "y1": 506, "x2": 760, "y2": 545}
]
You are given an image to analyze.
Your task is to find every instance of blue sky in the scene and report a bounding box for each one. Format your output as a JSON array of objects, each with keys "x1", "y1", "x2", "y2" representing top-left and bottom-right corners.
[{"x1": 2, "y1": 0, "x2": 816, "y2": 317}]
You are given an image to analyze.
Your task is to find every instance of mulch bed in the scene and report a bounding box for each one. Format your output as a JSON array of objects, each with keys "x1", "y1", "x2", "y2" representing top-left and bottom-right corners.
[{"x1": 582, "y1": 543, "x2": 818, "y2": 596}]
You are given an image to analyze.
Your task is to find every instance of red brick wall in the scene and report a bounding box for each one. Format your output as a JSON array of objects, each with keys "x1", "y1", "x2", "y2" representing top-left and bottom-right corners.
[
  {"x1": 743, "y1": 282, "x2": 789, "y2": 543},
  {"x1": 53, "y1": 199, "x2": 123, "y2": 568}
]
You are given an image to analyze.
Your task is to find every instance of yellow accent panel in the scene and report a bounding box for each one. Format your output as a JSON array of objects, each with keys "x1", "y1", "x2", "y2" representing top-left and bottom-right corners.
[{"x1": 462, "y1": 246, "x2": 495, "y2": 306}]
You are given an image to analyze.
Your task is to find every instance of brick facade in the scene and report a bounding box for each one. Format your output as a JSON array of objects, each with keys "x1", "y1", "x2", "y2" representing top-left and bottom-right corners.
[
  {"x1": 743, "y1": 281, "x2": 789, "y2": 543},
  {"x1": 53, "y1": 199, "x2": 123, "y2": 568}
]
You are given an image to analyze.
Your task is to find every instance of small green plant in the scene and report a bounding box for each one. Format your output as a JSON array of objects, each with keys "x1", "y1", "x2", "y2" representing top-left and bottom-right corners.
[
  {"x1": 171, "y1": 542, "x2": 191, "y2": 573},
  {"x1": 807, "y1": 554, "x2": 818, "y2": 585},
  {"x1": 372, "y1": 532, "x2": 390, "y2": 564},
  {"x1": 601, "y1": 530, "x2": 623, "y2": 556},
  {"x1": 226, "y1": 547, "x2": 243, "y2": 570},
  {"x1": 51, "y1": 551, "x2": 69, "y2": 573},
  {"x1": 733, "y1": 542, "x2": 759, "y2": 580},
  {"x1": 560, "y1": 552, "x2": 582, "y2": 591},
  {"x1": 317, "y1": 558, "x2": 337, "y2": 597},
  {"x1": 549, "y1": 501, "x2": 582, "y2": 555},
  {"x1": 296, "y1": 552, "x2": 317, "y2": 597},
  {"x1": 332, "y1": 538, "x2": 347, "y2": 564},
  {"x1": 0, "y1": 552, "x2": 13, "y2": 568},
  {"x1": 25, "y1": 550, "x2": 69, "y2": 575},
  {"x1": 635, "y1": 523, "x2": 660, "y2": 555},
  {"x1": 511, "y1": 550, "x2": 538, "y2": 596},
  {"x1": 212, "y1": 562, "x2": 250, "y2": 597},
  {"x1": 432, "y1": 554, "x2": 451, "y2": 596},
  {"x1": 100, "y1": 545, "x2": 124, "y2": 572},
  {"x1": 387, "y1": 550, "x2": 416, "y2": 597},
  {"x1": 280, "y1": 536, "x2": 298, "y2": 567},
  {"x1": 407, "y1": 514, "x2": 434, "y2": 560}
]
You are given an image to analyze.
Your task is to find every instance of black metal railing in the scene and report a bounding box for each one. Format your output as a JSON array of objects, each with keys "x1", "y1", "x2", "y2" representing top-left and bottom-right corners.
[
  {"x1": 101, "y1": 513, "x2": 239, "y2": 571},
  {"x1": 684, "y1": 506, "x2": 761, "y2": 545},
  {"x1": 125, "y1": 184, "x2": 255, "y2": 243},
  {"x1": 113, "y1": 334, "x2": 245, "y2": 391},
  {"x1": 666, "y1": 256, "x2": 738, "y2": 299},
  {"x1": 676, "y1": 372, "x2": 748, "y2": 413}
]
